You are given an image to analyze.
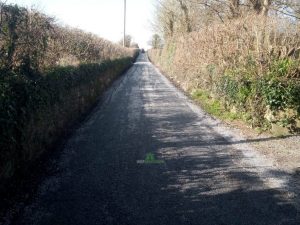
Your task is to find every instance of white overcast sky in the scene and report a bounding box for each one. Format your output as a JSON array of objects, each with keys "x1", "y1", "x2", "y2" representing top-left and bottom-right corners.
[{"x1": 6, "y1": 0, "x2": 156, "y2": 49}]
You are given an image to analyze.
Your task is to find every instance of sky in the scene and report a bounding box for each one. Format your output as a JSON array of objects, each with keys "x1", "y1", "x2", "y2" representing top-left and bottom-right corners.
[{"x1": 6, "y1": 0, "x2": 156, "y2": 49}]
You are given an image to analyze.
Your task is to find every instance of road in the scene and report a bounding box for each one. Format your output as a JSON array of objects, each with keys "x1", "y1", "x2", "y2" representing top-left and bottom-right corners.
[{"x1": 15, "y1": 54, "x2": 299, "y2": 225}]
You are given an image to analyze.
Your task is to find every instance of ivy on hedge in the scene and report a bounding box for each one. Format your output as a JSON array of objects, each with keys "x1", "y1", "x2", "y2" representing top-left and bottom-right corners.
[{"x1": 218, "y1": 58, "x2": 300, "y2": 128}]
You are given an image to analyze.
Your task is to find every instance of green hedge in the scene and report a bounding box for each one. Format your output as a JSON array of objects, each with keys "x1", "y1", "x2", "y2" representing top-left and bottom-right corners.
[
  {"x1": 219, "y1": 58, "x2": 300, "y2": 128},
  {"x1": 0, "y1": 57, "x2": 135, "y2": 186}
]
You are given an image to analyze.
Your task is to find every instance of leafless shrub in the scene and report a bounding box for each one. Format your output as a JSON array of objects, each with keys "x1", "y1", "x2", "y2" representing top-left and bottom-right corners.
[{"x1": 150, "y1": 14, "x2": 300, "y2": 90}]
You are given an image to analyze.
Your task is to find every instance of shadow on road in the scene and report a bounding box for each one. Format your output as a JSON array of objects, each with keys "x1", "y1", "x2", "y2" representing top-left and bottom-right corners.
[{"x1": 131, "y1": 76, "x2": 300, "y2": 225}]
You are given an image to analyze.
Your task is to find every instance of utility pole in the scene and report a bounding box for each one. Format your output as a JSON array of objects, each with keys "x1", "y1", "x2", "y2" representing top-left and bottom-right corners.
[{"x1": 123, "y1": 0, "x2": 126, "y2": 47}]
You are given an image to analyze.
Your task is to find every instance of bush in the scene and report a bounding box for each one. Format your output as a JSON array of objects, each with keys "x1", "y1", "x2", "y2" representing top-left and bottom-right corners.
[
  {"x1": 0, "y1": 57, "x2": 136, "y2": 186},
  {"x1": 149, "y1": 14, "x2": 300, "y2": 131},
  {"x1": 0, "y1": 2, "x2": 139, "y2": 189},
  {"x1": 0, "y1": 3, "x2": 136, "y2": 75}
]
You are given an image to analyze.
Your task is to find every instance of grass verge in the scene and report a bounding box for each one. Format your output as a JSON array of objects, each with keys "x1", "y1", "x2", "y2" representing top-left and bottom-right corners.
[{"x1": 191, "y1": 89, "x2": 240, "y2": 121}]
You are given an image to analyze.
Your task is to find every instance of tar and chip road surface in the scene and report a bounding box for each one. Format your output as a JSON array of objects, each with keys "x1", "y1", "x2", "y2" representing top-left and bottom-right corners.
[{"x1": 14, "y1": 54, "x2": 299, "y2": 225}]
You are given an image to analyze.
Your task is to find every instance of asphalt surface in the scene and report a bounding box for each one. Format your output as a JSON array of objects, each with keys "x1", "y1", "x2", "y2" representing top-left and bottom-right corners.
[{"x1": 14, "y1": 54, "x2": 299, "y2": 225}]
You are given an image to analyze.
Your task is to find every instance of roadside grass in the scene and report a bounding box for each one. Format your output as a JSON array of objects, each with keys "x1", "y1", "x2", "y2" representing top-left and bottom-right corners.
[
  {"x1": 190, "y1": 89, "x2": 272, "y2": 134},
  {"x1": 191, "y1": 89, "x2": 241, "y2": 121}
]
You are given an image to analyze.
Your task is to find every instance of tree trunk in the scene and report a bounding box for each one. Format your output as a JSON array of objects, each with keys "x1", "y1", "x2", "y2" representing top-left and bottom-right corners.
[
  {"x1": 178, "y1": 0, "x2": 192, "y2": 32},
  {"x1": 261, "y1": 0, "x2": 271, "y2": 16},
  {"x1": 230, "y1": 0, "x2": 240, "y2": 18}
]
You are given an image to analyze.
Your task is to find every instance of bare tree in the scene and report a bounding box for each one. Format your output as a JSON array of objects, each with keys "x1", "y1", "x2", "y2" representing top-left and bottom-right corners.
[
  {"x1": 177, "y1": 0, "x2": 192, "y2": 32},
  {"x1": 118, "y1": 35, "x2": 132, "y2": 48},
  {"x1": 149, "y1": 34, "x2": 163, "y2": 49}
]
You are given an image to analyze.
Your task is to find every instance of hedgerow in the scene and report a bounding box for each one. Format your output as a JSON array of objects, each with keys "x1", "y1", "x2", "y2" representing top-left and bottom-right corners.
[
  {"x1": 149, "y1": 14, "x2": 300, "y2": 133},
  {"x1": 0, "y1": 2, "x2": 138, "y2": 187}
]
